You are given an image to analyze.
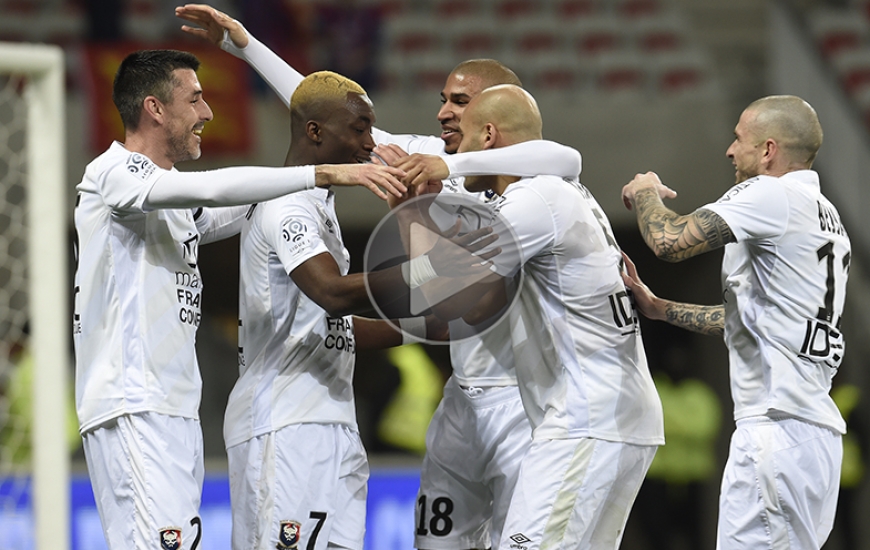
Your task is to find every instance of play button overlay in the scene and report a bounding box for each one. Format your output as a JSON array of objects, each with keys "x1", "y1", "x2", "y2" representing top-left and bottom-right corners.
[{"x1": 364, "y1": 193, "x2": 522, "y2": 345}]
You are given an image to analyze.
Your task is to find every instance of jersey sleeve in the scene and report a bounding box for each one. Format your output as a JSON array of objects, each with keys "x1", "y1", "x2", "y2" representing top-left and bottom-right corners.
[
  {"x1": 489, "y1": 184, "x2": 556, "y2": 277},
  {"x1": 702, "y1": 177, "x2": 789, "y2": 242},
  {"x1": 371, "y1": 128, "x2": 446, "y2": 155},
  {"x1": 443, "y1": 140, "x2": 582, "y2": 179},
  {"x1": 143, "y1": 164, "x2": 316, "y2": 210},
  {"x1": 99, "y1": 153, "x2": 169, "y2": 214},
  {"x1": 221, "y1": 24, "x2": 305, "y2": 107},
  {"x1": 262, "y1": 199, "x2": 330, "y2": 274},
  {"x1": 194, "y1": 205, "x2": 249, "y2": 244}
]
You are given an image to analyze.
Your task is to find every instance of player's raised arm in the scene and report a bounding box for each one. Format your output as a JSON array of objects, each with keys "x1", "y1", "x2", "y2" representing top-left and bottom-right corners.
[
  {"x1": 622, "y1": 171, "x2": 733, "y2": 262},
  {"x1": 176, "y1": 3, "x2": 304, "y2": 106}
]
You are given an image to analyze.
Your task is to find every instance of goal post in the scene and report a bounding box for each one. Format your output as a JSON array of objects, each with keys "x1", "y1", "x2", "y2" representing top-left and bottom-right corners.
[{"x1": 0, "y1": 42, "x2": 69, "y2": 550}]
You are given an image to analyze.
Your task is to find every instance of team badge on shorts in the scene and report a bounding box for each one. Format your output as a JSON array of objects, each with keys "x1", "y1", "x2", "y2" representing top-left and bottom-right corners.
[
  {"x1": 158, "y1": 527, "x2": 182, "y2": 550},
  {"x1": 277, "y1": 520, "x2": 302, "y2": 549}
]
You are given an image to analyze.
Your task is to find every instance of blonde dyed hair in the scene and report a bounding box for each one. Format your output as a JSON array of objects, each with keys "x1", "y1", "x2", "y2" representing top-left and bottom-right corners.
[
  {"x1": 746, "y1": 95, "x2": 823, "y2": 166},
  {"x1": 290, "y1": 70, "x2": 367, "y2": 119}
]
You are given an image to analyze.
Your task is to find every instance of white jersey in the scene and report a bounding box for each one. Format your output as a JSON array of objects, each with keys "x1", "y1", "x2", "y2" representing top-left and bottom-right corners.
[
  {"x1": 703, "y1": 170, "x2": 848, "y2": 434},
  {"x1": 225, "y1": 188, "x2": 357, "y2": 448},
  {"x1": 74, "y1": 142, "x2": 206, "y2": 433},
  {"x1": 489, "y1": 176, "x2": 664, "y2": 444},
  {"x1": 231, "y1": 31, "x2": 582, "y2": 386}
]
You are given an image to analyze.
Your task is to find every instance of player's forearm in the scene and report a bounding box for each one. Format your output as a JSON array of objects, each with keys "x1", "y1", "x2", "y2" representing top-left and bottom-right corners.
[
  {"x1": 632, "y1": 188, "x2": 714, "y2": 262},
  {"x1": 353, "y1": 317, "x2": 403, "y2": 350},
  {"x1": 221, "y1": 24, "x2": 304, "y2": 107},
  {"x1": 144, "y1": 165, "x2": 315, "y2": 209},
  {"x1": 195, "y1": 205, "x2": 249, "y2": 244},
  {"x1": 661, "y1": 301, "x2": 725, "y2": 337},
  {"x1": 444, "y1": 140, "x2": 581, "y2": 179}
]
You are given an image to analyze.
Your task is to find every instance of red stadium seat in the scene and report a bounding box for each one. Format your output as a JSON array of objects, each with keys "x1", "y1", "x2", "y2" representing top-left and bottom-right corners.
[
  {"x1": 570, "y1": 14, "x2": 625, "y2": 57},
  {"x1": 448, "y1": 18, "x2": 503, "y2": 57},
  {"x1": 508, "y1": 16, "x2": 566, "y2": 54},
  {"x1": 383, "y1": 13, "x2": 442, "y2": 54},
  {"x1": 631, "y1": 12, "x2": 687, "y2": 53},
  {"x1": 809, "y1": 7, "x2": 869, "y2": 57}
]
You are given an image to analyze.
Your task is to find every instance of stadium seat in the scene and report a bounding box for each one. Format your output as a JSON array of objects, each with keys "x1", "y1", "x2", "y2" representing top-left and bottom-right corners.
[
  {"x1": 407, "y1": 51, "x2": 457, "y2": 92},
  {"x1": 569, "y1": 14, "x2": 625, "y2": 57},
  {"x1": 492, "y1": 0, "x2": 542, "y2": 20},
  {"x1": 546, "y1": 0, "x2": 601, "y2": 20},
  {"x1": 510, "y1": 50, "x2": 585, "y2": 94},
  {"x1": 429, "y1": 0, "x2": 480, "y2": 19},
  {"x1": 615, "y1": 0, "x2": 661, "y2": 19},
  {"x1": 831, "y1": 47, "x2": 870, "y2": 96},
  {"x1": 648, "y1": 49, "x2": 716, "y2": 97},
  {"x1": 507, "y1": 16, "x2": 566, "y2": 54},
  {"x1": 592, "y1": 50, "x2": 648, "y2": 94},
  {"x1": 448, "y1": 18, "x2": 503, "y2": 57},
  {"x1": 631, "y1": 11, "x2": 688, "y2": 53},
  {"x1": 383, "y1": 13, "x2": 443, "y2": 54},
  {"x1": 808, "y1": 7, "x2": 869, "y2": 58}
]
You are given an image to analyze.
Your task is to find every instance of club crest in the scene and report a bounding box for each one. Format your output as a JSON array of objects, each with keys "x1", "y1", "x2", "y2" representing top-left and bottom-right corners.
[
  {"x1": 277, "y1": 520, "x2": 302, "y2": 549},
  {"x1": 159, "y1": 527, "x2": 182, "y2": 550}
]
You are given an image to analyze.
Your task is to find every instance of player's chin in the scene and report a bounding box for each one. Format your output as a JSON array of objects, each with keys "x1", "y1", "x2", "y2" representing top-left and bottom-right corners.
[{"x1": 442, "y1": 139, "x2": 460, "y2": 155}]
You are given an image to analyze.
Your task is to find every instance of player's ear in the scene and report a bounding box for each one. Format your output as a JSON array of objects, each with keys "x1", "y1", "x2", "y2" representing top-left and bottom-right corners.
[
  {"x1": 306, "y1": 120, "x2": 322, "y2": 143},
  {"x1": 482, "y1": 123, "x2": 498, "y2": 150},
  {"x1": 142, "y1": 96, "x2": 164, "y2": 124}
]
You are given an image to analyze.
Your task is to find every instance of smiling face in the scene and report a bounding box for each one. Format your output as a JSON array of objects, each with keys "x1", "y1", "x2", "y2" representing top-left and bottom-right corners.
[
  {"x1": 162, "y1": 68, "x2": 213, "y2": 163},
  {"x1": 725, "y1": 108, "x2": 764, "y2": 184},
  {"x1": 437, "y1": 71, "x2": 487, "y2": 154},
  {"x1": 317, "y1": 92, "x2": 377, "y2": 164}
]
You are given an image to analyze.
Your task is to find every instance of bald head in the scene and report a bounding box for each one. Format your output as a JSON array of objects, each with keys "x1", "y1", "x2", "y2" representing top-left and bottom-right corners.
[
  {"x1": 459, "y1": 84, "x2": 542, "y2": 152},
  {"x1": 451, "y1": 59, "x2": 522, "y2": 89},
  {"x1": 744, "y1": 95, "x2": 823, "y2": 167}
]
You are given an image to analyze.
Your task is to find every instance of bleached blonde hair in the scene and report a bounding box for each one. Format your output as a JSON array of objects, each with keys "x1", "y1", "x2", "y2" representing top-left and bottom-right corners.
[{"x1": 290, "y1": 70, "x2": 367, "y2": 119}]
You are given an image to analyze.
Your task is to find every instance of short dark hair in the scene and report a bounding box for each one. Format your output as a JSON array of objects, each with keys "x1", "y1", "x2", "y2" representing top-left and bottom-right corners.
[{"x1": 112, "y1": 50, "x2": 201, "y2": 131}]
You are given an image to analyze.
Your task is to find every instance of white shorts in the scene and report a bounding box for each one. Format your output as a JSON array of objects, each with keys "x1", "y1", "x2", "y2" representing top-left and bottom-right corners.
[
  {"x1": 416, "y1": 378, "x2": 532, "y2": 550},
  {"x1": 227, "y1": 423, "x2": 369, "y2": 550},
  {"x1": 498, "y1": 437, "x2": 656, "y2": 550},
  {"x1": 717, "y1": 415, "x2": 842, "y2": 550},
  {"x1": 82, "y1": 412, "x2": 205, "y2": 550}
]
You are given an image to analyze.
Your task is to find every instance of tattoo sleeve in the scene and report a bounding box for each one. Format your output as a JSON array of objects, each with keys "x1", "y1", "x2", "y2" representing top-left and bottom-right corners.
[
  {"x1": 633, "y1": 188, "x2": 735, "y2": 261},
  {"x1": 663, "y1": 302, "x2": 725, "y2": 337}
]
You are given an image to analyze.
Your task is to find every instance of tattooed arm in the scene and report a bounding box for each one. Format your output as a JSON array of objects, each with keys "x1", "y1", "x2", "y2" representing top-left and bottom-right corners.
[
  {"x1": 621, "y1": 252, "x2": 725, "y2": 338},
  {"x1": 622, "y1": 172, "x2": 735, "y2": 262}
]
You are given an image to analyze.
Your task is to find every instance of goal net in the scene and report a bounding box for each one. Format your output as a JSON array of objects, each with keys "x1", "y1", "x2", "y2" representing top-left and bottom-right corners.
[{"x1": 0, "y1": 42, "x2": 69, "y2": 550}]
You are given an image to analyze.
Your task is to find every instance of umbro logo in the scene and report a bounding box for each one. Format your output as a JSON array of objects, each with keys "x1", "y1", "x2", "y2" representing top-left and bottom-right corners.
[{"x1": 509, "y1": 533, "x2": 531, "y2": 549}]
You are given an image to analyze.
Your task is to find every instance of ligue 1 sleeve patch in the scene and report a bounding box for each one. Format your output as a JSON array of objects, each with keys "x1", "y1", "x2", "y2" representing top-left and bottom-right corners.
[
  {"x1": 277, "y1": 520, "x2": 302, "y2": 549},
  {"x1": 126, "y1": 153, "x2": 157, "y2": 181},
  {"x1": 282, "y1": 219, "x2": 309, "y2": 243},
  {"x1": 158, "y1": 526, "x2": 182, "y2": 550}
]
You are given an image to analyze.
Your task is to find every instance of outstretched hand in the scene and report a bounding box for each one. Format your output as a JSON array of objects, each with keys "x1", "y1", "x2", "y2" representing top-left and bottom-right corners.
[
  {"x1": 315, "y1": 164, "x2": 407, "y2": 200},
  {"x1": 392, "y1": 153, "x2": 450, "y2": 189},
  {"x1": 373, "y1": 145, "x2": 444, "y2": 208},
  {"x1": 621, "y1": 252, "x2": 665, "y2": 321},
  {"x1": 621, "y1": 171, "x2": 677, "y2": 210},
  {"x1": 176, "y1": 4, "x2": 248, "y2": 48}
]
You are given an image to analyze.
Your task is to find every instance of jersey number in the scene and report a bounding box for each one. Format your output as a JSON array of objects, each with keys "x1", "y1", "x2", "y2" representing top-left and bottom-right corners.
[
  {"x1": 189, "y1": 516, "x2": 202, "y2": 550},
  {"x1": 307, "y1": 511, "x2": 327, "y2": 550},
  {"x1": 416, "y1": 495, "x2": 454, "y2": 537},
  {"x1": 799, "y1": 242, "x2": 850, "y2": 359}
]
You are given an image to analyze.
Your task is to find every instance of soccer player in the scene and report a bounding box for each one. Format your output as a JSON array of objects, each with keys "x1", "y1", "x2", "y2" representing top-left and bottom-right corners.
[
  {"x1": 620, "y1": 95, "x2": 849, "y2": 549},
  {"x1": 175, "y1": 5, "x2": 582, "y2": 549},
  {"x1": 72, "y1": 49, "x2": 406, "y2": 550},
  {"x1": 397, "y1": 84, "x2": 665, "y2": 550},
  {"x1": 226, "y1": 70, "x2": 425, "y2": 550}
]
